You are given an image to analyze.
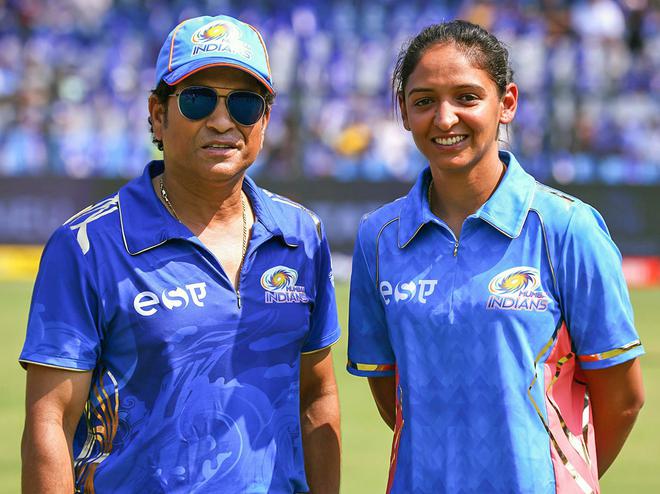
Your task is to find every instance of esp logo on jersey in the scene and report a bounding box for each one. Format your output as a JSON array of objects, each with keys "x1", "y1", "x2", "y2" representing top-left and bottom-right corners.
[
  {"x1": 379, "y1": 279, "x2": 438, "y2": 305},
  {"x1": 133, "y1": 282, "x2": 207, "y2": 316}
]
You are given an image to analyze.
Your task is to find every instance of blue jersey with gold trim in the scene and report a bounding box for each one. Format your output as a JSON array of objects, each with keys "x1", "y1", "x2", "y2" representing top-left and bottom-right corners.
[
  {"x1": 347, "y1": 151, "x2": 643, "y2": 493},
  {"x1": 20, "y1": 161, "x2": 340, "y2": 493}
]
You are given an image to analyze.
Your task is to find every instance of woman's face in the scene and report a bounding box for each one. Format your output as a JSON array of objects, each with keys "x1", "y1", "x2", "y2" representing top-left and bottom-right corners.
[{"x1": 399, "y1": 42, "x2": 517, "y2": 175}]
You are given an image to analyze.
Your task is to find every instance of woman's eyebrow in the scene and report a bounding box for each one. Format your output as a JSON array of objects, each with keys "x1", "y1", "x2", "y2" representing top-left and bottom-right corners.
[{"x1": 407, "y1": 84, "x2": 485, "y2": 97}]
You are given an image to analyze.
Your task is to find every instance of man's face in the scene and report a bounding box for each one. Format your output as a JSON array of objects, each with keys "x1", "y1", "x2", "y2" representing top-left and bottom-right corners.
[{"x1": 149, "y1": 66, "x2": 270, "y2": 184}]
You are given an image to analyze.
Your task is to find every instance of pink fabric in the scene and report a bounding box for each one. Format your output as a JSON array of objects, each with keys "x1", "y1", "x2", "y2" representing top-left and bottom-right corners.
[{"x1": 543, "y1": 324, "x2": 600, "y2": 493}]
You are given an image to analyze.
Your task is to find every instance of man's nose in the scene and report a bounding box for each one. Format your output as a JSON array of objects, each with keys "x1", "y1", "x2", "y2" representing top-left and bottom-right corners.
[{"x1": 205, "y1": 96, "x2": 234, "y2": 132}]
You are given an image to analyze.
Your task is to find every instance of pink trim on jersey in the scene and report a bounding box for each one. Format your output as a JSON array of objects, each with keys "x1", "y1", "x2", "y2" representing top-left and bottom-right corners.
[
  {"x1": 544, "y1": 323, "x2": 600, "y2": 493},
  {"x1": 386, "y1": 367, "x2": 404, "y2": 494}
]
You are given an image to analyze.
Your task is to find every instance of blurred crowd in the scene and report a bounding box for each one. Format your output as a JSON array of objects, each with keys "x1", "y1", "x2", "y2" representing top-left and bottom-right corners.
[{"x1": 0, "y1": 0, "x2": 658, "y2": 183}]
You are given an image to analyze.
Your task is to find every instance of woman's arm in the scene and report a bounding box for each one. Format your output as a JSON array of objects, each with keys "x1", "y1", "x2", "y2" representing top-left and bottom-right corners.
[
  {"x1": 368, "y1": 376, "x2": 396, "y2": 431},
  {"x1": 583, "y1": 358, "x2": 644, "y2": 477}
]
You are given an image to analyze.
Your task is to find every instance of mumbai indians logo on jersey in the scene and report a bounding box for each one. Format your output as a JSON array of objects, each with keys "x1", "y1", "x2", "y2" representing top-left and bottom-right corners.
[
  {"x1": 190, "y1": 20, "x2": 252, "y2": 59},
  {"x1": 261, "y1": 266, "x2": 309, "y2": 304},
  {"x1": 486, "y1": 267, "x2": 549, "y2": 312}
]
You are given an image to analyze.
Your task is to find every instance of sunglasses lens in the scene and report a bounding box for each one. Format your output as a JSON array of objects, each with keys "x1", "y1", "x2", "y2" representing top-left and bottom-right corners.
[
  {"x1": 178, "y1": 87, "x2": 217, "y2": 120},
  {"x1": 226, "y1": 91, "x2": 265, "y2": 126}
]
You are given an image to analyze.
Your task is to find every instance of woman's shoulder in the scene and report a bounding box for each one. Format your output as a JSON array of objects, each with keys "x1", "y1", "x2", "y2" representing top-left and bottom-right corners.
[
  {"x1": 356, "y1": 196, "x2": 407, "y2": 238},
  {"x1": 530, "y1": 181, "x2": 608, "y2": 238}
]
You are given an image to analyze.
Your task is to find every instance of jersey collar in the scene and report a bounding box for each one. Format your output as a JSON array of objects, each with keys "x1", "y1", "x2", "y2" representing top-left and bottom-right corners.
[
  {"x1": 242, "y1": 178, "x2": 301, "y2": 247},
  {"x1": 476, "y1": 151, "x2": 536, "y2": 238},
  {"x1": 397, "y1": 151, "x2": 536, "y2": 248},
  {"x1": 118, "y1": 161, "x2": 300, "y2": 255}
]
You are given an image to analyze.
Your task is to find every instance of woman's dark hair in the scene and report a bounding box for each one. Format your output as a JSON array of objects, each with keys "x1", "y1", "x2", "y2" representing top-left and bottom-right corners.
[
  {"x1": 148, "y1": 79, "x2": 276, "y2": 151},
  {"x1": 392, "y1": 20, "x2": 514, "y2": 105}
]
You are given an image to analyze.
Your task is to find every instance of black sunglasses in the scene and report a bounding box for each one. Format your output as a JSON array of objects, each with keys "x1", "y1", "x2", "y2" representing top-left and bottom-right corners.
[{"x1": 171, "y1": 86, "x2": 266, "y2": 126}]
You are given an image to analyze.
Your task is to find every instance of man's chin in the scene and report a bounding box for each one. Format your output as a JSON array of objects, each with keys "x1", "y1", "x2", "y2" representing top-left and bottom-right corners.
[{"x1": 204, "y1": 159, "x2": 253, "y2": 180}]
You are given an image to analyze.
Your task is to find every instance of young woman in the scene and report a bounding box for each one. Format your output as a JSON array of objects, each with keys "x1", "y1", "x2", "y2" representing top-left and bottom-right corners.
[{"x1": 347, "y1": 20, "x2": 644, "y2": 493}]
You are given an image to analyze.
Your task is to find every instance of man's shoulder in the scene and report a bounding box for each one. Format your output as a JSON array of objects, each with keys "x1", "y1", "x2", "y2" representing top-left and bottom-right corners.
[
  {"x1": 256, "y1": 186, "x2": 324, "y2": 242},
  {"x1": 64, "y1": 192, "x2": 121, "y2": 227},
  {"x1": 55, "y1": 192, "x2": 122, "y2": 257}
]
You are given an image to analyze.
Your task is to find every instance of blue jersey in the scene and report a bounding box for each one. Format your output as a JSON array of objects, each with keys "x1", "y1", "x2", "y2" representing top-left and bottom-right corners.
[
  {"x1": 20, "y1": 161, "x2": 340, "y2": 493},
  {"x1": 347, "y1": 151, "x2": 643, "y2": 494}
]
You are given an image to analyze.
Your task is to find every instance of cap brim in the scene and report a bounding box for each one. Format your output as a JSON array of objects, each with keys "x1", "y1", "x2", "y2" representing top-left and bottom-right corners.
[{"x1": 162, "y1": 57, "x2": 274, "y2": 94}]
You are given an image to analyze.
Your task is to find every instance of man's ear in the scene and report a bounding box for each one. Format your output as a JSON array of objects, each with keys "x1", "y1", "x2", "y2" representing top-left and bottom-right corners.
[
  {"x1": 499, "y1": 82, "x2": 518, "y2": 125},
  {"x1": 261, "y1": 107, "x2": 271, "y2": 137},
  {"x1": 148, "y1": 95, "x2": 167, "y2": 141},
  {"x1": 398, "y1": 93, "x2": 411, "y2": 131},
  {"x1": 257, "y1": 107, "x2": 271, "y2": 150}
]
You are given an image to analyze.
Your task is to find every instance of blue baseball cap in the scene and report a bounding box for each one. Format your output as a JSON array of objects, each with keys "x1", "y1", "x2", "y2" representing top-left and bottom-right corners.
[{"x1": 154, "y1": 15, "x2": 274, "y2": 94}]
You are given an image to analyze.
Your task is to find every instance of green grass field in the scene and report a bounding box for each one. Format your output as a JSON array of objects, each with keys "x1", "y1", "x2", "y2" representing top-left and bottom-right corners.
[{"x1": 1, "y1": 281, "x2": 658, "y2": 493}]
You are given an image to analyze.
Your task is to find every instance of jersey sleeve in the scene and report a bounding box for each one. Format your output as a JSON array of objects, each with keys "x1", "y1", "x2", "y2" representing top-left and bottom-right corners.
[
  {"x1": 301, "y1": 222, "x2": 341, "y2": 353},
  {"x1": 557, "y1": 204, "x2": 644, "y2": 370},
  {"x1": 19, "y1": 227, "x2": 102, "y2": 371},
  {"x1": 347, "y1": 217, "x2": 395, "y2": 377}
]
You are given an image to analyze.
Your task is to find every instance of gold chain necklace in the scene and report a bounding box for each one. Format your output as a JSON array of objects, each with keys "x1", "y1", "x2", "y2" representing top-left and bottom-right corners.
[
  {"x1": 159, "y1": 176, "x2": 247, "y2": 259},
  {"x1": 159, "y1": 177, "x2": 180, "y2": 221}
]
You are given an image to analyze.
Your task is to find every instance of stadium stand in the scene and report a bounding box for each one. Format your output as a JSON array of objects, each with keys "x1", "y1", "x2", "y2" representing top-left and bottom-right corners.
[{"x1": 0, "y1": 0, "x2": 658, "y2": 183}]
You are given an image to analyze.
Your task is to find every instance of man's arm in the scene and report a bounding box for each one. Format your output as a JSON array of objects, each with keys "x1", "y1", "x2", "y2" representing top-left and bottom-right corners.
[
  {"x1": 367, "y1": 376, "x2": 396, "y2": 431},
  {"x1": 299, "y1": 347, "x2": 340, "y2": 494},
  {"x1": 22, "y1": 364, "x2": 92, "y2": 493},
  {"x1": 583, "y1": 357, "x2": 644, "y2": 477}
]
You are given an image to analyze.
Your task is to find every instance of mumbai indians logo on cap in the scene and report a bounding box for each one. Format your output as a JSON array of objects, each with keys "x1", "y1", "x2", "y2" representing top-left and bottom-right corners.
[
  {"x1": 261, "y1": 266, "x2": 308, "y2": 304},
  {"x1": 487, "y1": 266, "x2": 549, "y2": 312},
  {"x1": 190, "y1": 20, "x2": 252, "y2": 59}
]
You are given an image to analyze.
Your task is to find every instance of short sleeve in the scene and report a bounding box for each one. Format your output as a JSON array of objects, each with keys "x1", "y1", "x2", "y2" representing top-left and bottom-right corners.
[
  {"x1": 557, "y1": 204, "x2": 644, "y2": 370},
  {"x1": 19, "y1": 227, "x2": 102, "y2": 371},
  {"x1": 347, "y1": 218, "x2": 395, "y2": 377},
  {"x1": 301, "y1": 223, "x2": 341, "y2": 353}
]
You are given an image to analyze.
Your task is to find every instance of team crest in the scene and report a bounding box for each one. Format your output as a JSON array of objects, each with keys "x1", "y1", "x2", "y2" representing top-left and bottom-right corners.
[
  {"x1": 486, "y1": 267, "x2": 549, "y2": 312},
  {"x1": 261, "y1": 266, "x2": 308, "y2": 304},
  {"x1": 190, "y1": 20, "x2": 252, "y2": 58}
]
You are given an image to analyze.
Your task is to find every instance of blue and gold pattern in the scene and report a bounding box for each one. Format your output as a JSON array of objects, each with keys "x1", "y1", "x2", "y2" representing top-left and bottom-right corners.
[{"x1": 74, "y1": 368, "x2": 119, "y2": 494}]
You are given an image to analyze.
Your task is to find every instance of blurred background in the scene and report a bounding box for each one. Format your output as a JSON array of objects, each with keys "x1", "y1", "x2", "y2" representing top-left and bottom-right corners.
[
  {"x1": 0, "y1": 0, "x2": 659, "y2": 492},
  {"x1": 1, "y1": 0, "x2": 660, "y2": 260}
]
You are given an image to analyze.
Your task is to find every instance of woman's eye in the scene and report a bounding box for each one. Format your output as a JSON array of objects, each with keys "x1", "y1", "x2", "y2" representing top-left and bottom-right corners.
[
  {"x1": 413, "y1": 97, "x2": 432, "y2": 107},
  {"x1": 459, "y1": 94, "x2": 479, "y2": 102}
]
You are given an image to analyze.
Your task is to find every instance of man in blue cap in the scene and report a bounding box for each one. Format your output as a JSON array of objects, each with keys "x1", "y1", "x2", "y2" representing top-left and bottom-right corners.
[{"x1": 20, "y1": 15, "x2": 341, "y2": 493}]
